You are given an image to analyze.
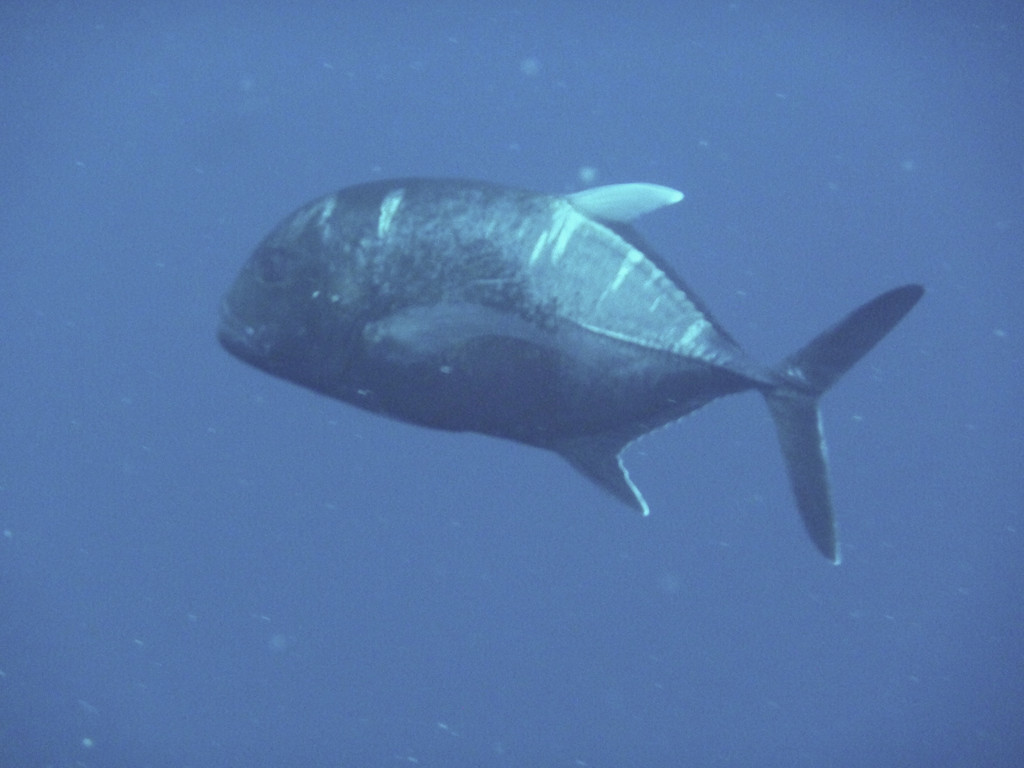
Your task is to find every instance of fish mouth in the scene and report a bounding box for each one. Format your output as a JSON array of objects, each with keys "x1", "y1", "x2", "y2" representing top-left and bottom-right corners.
[{"x1": 217, "y1": 301, "x2": 270, "y2": 360}]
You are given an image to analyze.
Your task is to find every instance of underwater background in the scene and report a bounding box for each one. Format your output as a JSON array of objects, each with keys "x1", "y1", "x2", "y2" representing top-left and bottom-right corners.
[{"x1": 2, "y1": 2, "x2": 1022, "y2": 765}]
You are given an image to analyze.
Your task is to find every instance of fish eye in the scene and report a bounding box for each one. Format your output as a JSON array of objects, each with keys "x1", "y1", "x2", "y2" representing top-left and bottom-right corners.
[{"x1": 253, "y1": 247, "x2": 296, "y2": 285}]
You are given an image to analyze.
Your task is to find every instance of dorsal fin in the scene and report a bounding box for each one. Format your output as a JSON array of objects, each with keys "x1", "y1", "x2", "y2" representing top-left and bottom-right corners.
[{"x1": 568, "y1": 183, "x2": 684, "y2": 223}]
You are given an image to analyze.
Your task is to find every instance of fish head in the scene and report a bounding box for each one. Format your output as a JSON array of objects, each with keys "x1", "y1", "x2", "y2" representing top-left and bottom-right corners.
[{"x1": 218, "y1": 196, "x2": 370, "y2": 389}]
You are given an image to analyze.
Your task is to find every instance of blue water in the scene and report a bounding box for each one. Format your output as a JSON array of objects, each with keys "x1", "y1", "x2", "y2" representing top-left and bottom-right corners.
[{"x1": 2, "y1": 2, "x2": 1021, "y2": 766}]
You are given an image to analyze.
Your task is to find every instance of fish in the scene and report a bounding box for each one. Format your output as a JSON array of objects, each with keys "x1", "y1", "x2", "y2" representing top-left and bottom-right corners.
[{"x1": 218, "y1": 178, "x2": 923, "y2": 562}]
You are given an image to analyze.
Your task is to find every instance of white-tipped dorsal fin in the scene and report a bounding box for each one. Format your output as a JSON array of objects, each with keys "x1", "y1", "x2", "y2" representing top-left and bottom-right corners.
[{"x1": 567, "y1": 183, "x2": 684, "y2": 223}]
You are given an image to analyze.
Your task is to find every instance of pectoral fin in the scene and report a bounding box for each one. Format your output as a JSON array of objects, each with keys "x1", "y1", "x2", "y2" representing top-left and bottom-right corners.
[{"x1": 363, "y1": 303, "x2": 544, "y2": 364}]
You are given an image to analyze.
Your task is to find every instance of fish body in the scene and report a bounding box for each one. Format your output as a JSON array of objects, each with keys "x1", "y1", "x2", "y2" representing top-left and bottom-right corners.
[{"x1": 219, "y1": 178, "x2": 923, "y2": 562}]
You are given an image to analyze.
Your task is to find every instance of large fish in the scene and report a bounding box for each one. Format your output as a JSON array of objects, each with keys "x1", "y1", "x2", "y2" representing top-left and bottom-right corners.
[{"x1": 218, "y1": 178, "x2": 922, "y2": 562}]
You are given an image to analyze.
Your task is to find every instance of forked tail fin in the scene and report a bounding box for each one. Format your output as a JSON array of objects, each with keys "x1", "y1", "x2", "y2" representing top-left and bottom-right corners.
[{"x1": 764, "y1": 285, "x2": 924, "y2": 563}]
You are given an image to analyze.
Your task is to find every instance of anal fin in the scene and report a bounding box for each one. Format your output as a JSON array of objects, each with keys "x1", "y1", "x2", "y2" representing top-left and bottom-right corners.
[{"x1": 555, "y1": 433, "x2": 650, "y2": 516}]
